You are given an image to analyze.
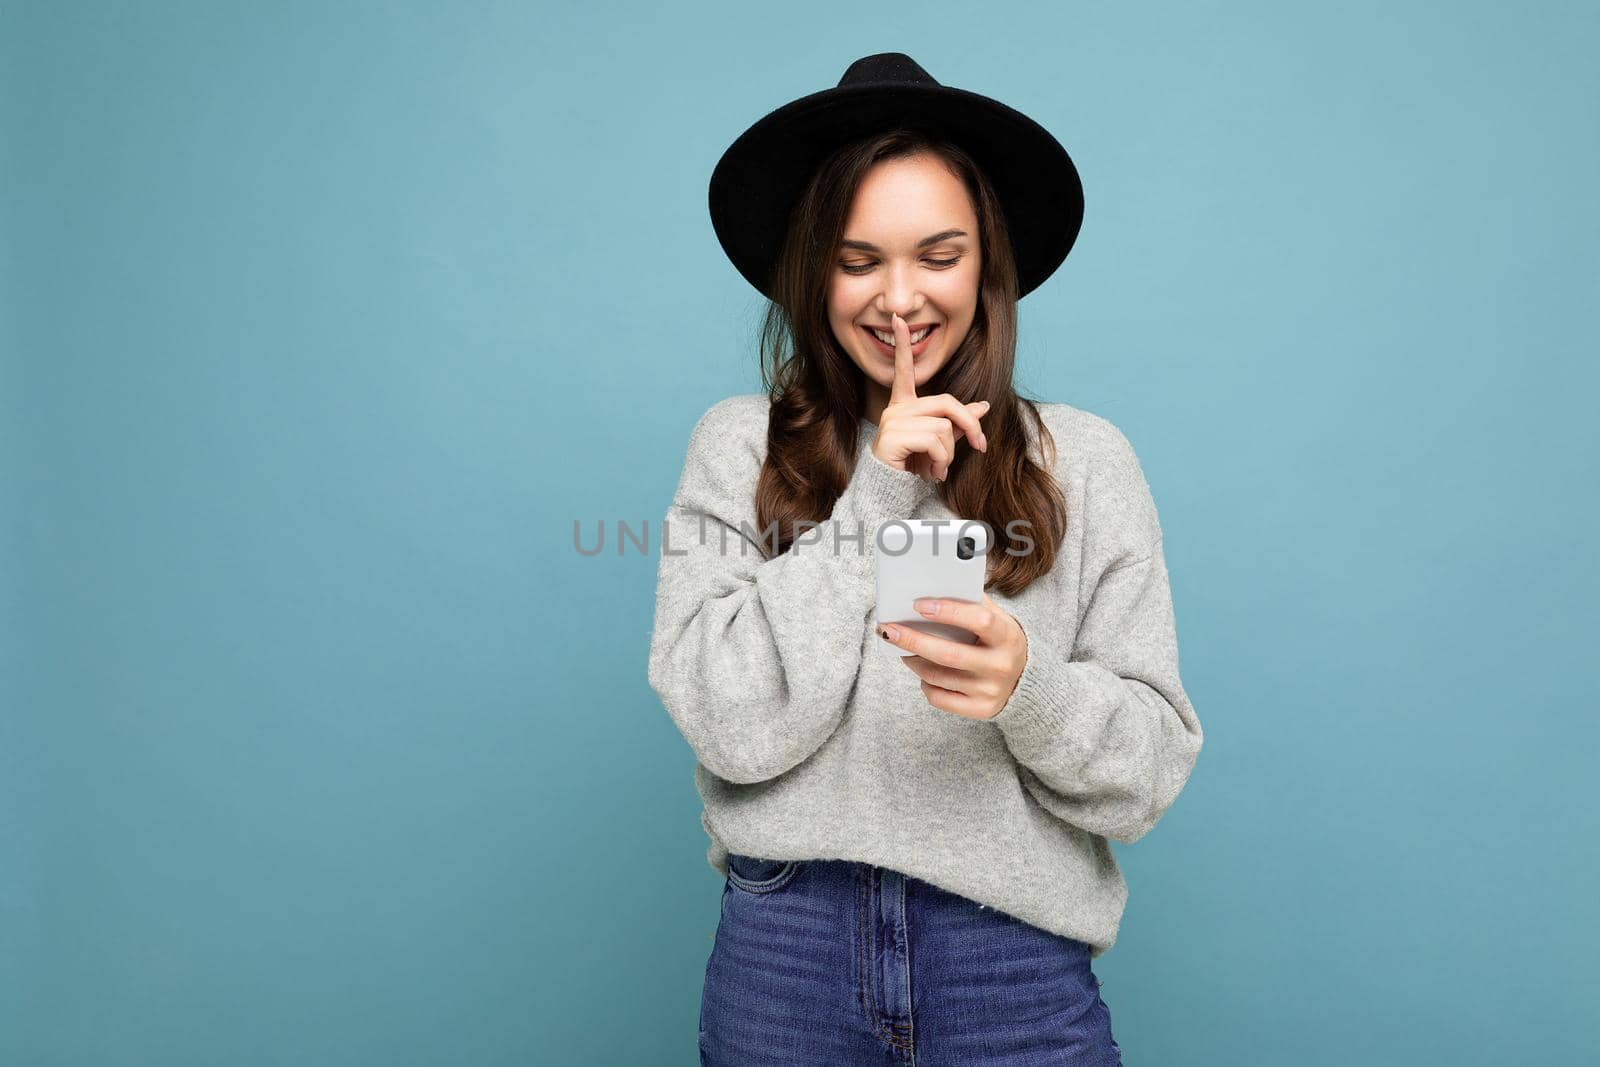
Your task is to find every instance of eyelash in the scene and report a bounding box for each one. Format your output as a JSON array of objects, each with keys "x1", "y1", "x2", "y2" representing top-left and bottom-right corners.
[{"x1": 840, "y1": 256, "x2": 962, "y2": 275}]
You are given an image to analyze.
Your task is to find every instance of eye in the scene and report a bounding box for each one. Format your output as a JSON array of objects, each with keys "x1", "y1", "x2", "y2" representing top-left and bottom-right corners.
[{"x1": 839, "y1": 255, "x2": 963, "y2": 275}]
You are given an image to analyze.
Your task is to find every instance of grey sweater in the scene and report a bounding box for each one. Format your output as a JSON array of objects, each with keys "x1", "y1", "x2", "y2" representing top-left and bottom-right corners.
[{"x1": 646, "y1": 393, "x2": 1203, "y2": 957}]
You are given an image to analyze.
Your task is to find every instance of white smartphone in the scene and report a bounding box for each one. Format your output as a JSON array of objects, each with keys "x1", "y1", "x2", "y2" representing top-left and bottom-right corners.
[{"x1": 875, "y1": 520, "x2": 990, "y2": 656}]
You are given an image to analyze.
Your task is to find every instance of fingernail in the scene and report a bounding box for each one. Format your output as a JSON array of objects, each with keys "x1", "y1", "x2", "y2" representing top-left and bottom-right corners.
[
  {"x1": 979, "y1": 400, "x2": 991, "y2": 410},
  {"x1": 880, "y1": 625, "x2": 898, "y2": 640},
  {"x1": 914, "y1": 599, "x2": 938, "y2": 616}
]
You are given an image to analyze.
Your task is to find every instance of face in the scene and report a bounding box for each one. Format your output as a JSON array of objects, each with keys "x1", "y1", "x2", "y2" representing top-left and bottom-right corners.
[{"x1": 827, "y1": 153, "x2": 982, "y2": 412}]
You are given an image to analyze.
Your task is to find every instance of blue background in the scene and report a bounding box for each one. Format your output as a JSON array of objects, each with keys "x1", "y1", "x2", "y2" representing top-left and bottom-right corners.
[{"x1": 4, "y1": 1, "x2": 1596, "y2": 1063}]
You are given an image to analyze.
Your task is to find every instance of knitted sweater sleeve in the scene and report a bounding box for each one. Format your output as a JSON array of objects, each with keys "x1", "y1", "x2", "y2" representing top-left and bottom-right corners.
[
  {"x1": 647, "y1": 397, "x2": 933, "y2": 785},
  {"x1": 987, "y1": 425, "x2": 1204, "y2": 845}
]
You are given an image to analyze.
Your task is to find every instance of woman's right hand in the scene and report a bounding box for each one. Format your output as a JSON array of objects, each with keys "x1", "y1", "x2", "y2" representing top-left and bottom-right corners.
[{"x1": 872, "y1": 311, "x2": 990, "y2": 482}]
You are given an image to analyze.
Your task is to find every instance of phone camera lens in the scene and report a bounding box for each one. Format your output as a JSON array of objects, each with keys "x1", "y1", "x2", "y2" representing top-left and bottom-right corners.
[{"x1": 957, "y1": 536, "x2": 975, "y2": 560}]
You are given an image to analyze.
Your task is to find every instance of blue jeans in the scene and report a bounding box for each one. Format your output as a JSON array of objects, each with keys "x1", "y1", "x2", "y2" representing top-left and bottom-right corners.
[{"x1": 699, "y1": 854, "x2": 1123, "y2": 1066}]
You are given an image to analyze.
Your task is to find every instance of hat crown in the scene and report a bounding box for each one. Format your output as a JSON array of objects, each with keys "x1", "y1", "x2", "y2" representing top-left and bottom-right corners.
[{"x1": 836, "y1": 52, "x2": 941, "y2": 90}]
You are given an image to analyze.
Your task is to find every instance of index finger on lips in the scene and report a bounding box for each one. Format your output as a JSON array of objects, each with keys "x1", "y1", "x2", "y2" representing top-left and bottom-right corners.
[{"x1": 888, "y1": 312, "x2": 918, "y2": 405}]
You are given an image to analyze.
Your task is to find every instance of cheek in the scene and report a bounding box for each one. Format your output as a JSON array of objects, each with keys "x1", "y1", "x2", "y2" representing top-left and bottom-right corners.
[
  {"x1": 828, "y1": 278, "x2": 866, "y2": 313},
  {"x1": 935, "y1": 273, "x2": 979, "y2": 312},
  {"x1": 826, "y1": 292, "x2": 854, "y2": 327}
]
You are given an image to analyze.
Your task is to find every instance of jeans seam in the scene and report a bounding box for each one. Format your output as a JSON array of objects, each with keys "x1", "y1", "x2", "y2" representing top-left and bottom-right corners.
[{"x1": 857, "y1": 866, "x2": 913, "y2": 1053}]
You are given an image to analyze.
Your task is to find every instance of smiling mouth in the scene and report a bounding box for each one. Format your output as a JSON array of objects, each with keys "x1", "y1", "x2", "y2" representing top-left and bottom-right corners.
[{"x1": 862, "y1": 323, "x2": 939, "y2": 357}]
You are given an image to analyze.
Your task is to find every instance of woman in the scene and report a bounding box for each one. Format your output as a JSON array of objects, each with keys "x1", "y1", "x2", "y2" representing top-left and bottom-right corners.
[{"x1": 648, "y1": 53, "x2": 1204, "y2": 1065}]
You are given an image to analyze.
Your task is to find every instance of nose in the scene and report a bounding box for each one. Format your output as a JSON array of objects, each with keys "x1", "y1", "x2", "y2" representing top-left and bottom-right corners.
[{"x1": 875, "y1": 262, "x2": 922, "y2": 320}]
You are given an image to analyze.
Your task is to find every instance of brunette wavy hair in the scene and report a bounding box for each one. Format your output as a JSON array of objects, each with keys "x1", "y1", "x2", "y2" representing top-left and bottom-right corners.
[{"x1": 752, "y1": 127, "x2": 1069, "y2": 597}]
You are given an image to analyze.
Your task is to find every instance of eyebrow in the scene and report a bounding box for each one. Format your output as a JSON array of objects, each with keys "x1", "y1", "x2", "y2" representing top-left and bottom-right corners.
[{"x1": 839, "y1": 229, "x2": 969, "y2": 253}]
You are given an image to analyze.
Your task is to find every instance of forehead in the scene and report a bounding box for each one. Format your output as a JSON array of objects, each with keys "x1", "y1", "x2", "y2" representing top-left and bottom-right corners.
[{"x1": 842, "y1": 155, "x2": 977, "y2": 237}]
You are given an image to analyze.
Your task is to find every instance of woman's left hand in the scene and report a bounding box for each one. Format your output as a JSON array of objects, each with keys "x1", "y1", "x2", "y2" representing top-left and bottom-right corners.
[{"x1": 879, "y1": 593, "x2": 1028, "y2": 721}]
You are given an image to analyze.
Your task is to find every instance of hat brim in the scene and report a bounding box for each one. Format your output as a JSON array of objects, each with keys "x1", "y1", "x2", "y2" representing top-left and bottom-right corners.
[{"x1": 709, "y1": 82, "x2": 1084, "y2": 300}]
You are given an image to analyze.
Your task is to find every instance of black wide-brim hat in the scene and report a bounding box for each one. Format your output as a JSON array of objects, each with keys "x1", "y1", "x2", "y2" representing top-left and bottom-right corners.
[{"x1": 709, "y1": 52, "x2": 1084, "y2": 302}]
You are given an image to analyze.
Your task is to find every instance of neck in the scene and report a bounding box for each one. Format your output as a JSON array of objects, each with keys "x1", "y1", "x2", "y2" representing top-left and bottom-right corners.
[{"x1": 862, "y1": 379, "x2": 891, "y2": 427}]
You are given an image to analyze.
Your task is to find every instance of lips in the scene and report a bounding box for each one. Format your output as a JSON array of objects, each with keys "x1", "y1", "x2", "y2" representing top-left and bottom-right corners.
[{"x1": 862, "y1": 323, "x2": 939, "y2": 357}]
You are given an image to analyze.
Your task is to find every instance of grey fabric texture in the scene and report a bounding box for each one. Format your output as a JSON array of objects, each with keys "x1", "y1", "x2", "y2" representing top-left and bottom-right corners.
[{"x1": 647, "y1": 393, "x2": 1203, "y2": 957}]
